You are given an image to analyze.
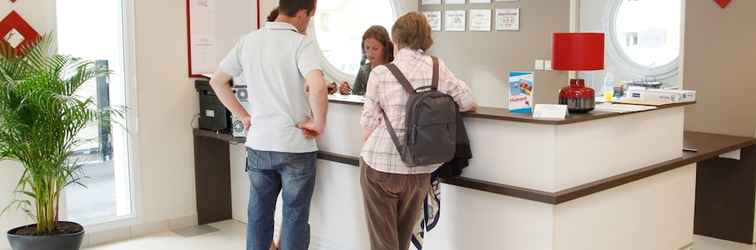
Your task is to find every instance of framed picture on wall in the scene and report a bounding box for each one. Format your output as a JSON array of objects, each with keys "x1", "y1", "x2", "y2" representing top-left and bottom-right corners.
[
  {"x1": 424, "y1": 11, "x2": 442, "y2": 31},
  {"x1": 186, "y1": 0, "x2": 260, "y2": 78},
  {"x1": 496, "y1": 8, "x2": 520, "y2": 31},
  {"x1": 469, "y1": 9, "x2": 492, "y2": 32},
  {"x1": 446, "y1": 0, "x2": 465, "y2": 5},
  {"x1": 445, "y1": 10, "x2": 466, "y2": 32}
]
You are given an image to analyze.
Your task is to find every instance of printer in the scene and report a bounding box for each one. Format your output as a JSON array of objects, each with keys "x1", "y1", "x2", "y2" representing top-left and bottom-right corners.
[
  {"x1": 195, "y1": 79, "x2": 250, "y2": 138},
  {"x1": 195, "y1": 79, "x2": 232, "y2": 132}
]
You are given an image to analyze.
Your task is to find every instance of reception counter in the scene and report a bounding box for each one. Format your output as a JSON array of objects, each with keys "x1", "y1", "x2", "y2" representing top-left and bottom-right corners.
[{"x1": 192, "y1": 97, "x2": 755, "y2": 249}]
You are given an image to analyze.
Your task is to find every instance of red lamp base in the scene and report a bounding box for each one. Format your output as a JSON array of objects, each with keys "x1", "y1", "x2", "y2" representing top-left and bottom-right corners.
[{"x1": 559, "y1": 79, "x2": 595, "y2": 113}]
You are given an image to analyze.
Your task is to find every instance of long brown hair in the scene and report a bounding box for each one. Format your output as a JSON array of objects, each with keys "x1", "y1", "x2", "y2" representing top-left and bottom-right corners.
[{"x1": 361, "y1": 25, "x2": 394, "y2": 65}]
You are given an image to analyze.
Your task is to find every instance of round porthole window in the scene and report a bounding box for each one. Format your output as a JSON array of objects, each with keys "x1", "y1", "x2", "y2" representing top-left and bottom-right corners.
[
  {"x1": 312, "y1": 0, "x2": 397, "y2": 79},
  {"x1": 612, "y1": 0, "x2": 682, "y2": 69}
]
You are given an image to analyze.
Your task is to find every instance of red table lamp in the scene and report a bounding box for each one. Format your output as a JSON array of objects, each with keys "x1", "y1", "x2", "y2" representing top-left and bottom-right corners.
[{"x1": 552, "y1": 32, "x2": 605, "y2": 113}]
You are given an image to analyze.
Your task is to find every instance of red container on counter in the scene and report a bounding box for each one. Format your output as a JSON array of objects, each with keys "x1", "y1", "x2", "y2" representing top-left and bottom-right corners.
[{"x1": 559, "y1": 79, "x2": 595, "y2": 113}]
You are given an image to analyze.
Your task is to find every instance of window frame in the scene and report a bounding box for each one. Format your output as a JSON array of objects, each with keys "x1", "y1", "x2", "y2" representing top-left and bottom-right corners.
[
  {"x1": 54, "y1": 0, "x2": 141, "y2": 229},
  {"x1": 603, "y1": 0, "x2": 683, "y2": 80}
]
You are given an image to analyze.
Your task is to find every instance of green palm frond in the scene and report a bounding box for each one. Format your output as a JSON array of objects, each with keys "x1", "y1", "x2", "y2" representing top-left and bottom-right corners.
[{"x1": 0, "y1": 34, "x2": 125, "y2": 234}]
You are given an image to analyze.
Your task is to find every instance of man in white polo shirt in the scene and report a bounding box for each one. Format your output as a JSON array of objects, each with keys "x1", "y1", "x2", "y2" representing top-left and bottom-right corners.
[{"x1": 208, "y1": 0, "x2": 327, "y2": 249}]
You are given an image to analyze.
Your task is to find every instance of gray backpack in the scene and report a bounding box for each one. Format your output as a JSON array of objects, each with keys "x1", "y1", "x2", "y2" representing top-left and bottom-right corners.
[{"x1": 382, "y1": 57, "x2": 458, "y2": 167}]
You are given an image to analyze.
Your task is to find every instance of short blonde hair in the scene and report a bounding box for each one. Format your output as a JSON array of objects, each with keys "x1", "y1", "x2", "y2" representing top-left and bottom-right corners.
[{"x1": 391, "y1": 12, "x2": 433, "y2": 51}]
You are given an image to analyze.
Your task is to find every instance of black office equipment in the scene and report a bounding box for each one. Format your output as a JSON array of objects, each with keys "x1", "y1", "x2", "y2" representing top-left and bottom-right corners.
[{"x1": 195, "y1": 79, "x2": 232, "y2": 132}]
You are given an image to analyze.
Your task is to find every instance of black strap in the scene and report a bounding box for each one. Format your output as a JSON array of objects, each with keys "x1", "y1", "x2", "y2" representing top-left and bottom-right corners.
[
  {"x1": 381, "y1": 110, "x2": 404, "y2": 155},
  {"x1": 380, "y1": 56, "x2": 440, "y2": 157},
  {"x1": 431, "y1": 56, "x2": 439, "y2": 90}
]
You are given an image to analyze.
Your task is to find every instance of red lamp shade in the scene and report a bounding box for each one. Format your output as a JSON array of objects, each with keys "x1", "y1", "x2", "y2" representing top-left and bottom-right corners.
[{"x1": 552, "y1": 33, "x2": 605, "y2": 71}]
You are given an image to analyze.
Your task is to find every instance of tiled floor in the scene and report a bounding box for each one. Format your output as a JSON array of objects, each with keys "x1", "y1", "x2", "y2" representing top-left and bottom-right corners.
[
  {"x1": 86, "y1": 221, "x2": 246, "y2": 250},
  {"x1": 86, "y1": 220, "x2": 756, "y2": 250},
  {"x1": 696, "y1": 236, "x2": 756, "y2": 250}
]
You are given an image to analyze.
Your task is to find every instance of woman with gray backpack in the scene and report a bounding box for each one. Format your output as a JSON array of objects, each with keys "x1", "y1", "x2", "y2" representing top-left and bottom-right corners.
[{"x1": 359, "y1": 12, "x2": 477, "y2": 250}]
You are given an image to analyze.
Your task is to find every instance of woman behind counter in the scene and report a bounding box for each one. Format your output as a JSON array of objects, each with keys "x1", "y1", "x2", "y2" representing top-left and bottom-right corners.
[{"x1": 341, "y1": 26, "x2": 395, "y2": 96}]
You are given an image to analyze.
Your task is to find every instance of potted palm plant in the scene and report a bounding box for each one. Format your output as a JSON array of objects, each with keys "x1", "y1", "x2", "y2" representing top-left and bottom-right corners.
[{"x1": 0, "y1": 35, "x2": 121, "y2": 250}]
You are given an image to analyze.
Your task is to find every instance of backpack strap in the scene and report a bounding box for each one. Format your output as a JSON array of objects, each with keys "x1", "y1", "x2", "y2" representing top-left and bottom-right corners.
[
  {"x1": 385, "y1": 63, "x2": 416, "y2": 94},
  {"x1": 381, "y1": 109, "x2": 404, "y2": 157},
  {"x1": 431, "y1": 56, "x2": 439, "y2": 90},
  {"x1": 381, "y1": 63, "x2": 413, "y2": 156}
]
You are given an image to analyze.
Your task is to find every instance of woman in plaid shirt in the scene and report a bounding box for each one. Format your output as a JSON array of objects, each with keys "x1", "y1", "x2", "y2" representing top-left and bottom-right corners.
[{"x1": 359, "y1": 12, "x2": 477, "y2": 250}]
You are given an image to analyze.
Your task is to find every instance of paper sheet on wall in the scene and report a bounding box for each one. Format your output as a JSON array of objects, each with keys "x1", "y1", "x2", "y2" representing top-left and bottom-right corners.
[
  {"x1": 191, "y1": 42, "x2": 217, "y2": 74},
  {"x1": 421, "y1": 0, "x2": 442, "y2": 5},
  {"x1": 190, "y1": 0, "x2": 218, "y2": 74},
  {"x1": 188, "y1": 0, "x2": 258, "y2": 77},
  {"x1": 190, "y1": 0, "x2": 214, "y2": 40},
  {"x1": 469, "y1": 9, "x2": 492, "y2": 32},
  {"x1": 445, "y1": 0, "x2": 466, "y2": 5},
  {"x1": 445, "y1": 10, "x2": 466, "y2": 32},
  {"x1": 424, "y1": 11, "x2": 442, "y2": 31},
  {"x1": 495, "y1": 8, "x2": 520, "y2": 31}
]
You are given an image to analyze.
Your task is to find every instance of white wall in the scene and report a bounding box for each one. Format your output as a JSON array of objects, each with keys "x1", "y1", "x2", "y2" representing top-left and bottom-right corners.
[
  {"x1": 131, "y1": 0, "x2": 197, "y2": 226},
  {"x1": 0, "y1": 0, "x2": 56, "y2": 35},
  {"x1": 683, "y1": 0, "x2": 756, "y2": 137},
  {"x1": 1, "y1": 0, "x2": 199, "y2": 248}
]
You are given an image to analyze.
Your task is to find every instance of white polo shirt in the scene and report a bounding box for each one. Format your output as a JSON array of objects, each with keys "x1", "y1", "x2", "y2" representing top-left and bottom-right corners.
[{"x1": 219, "y1": 22, "x2": 322, "y2": 153}]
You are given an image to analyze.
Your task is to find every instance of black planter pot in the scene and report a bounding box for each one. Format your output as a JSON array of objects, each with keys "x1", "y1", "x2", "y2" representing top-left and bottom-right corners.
[{"x1": 6, "y1": 222, "x2": 85, "y2": 250}]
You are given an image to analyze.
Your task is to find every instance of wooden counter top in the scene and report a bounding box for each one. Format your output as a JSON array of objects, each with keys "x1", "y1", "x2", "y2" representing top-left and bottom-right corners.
[
  {"x1": 193, "y1": 129, "x2": 245, "y2": 143},
  {"x1": 683, "y1": 131, "x2": 756, "y2": 161},
  {"x1": 450, "y1": 131, "x2": 755, "y2": 204},
  {"x1": 689, "y1": 132, "x2": 756, "y2": 243},
  {"x1": 328, "y1": 95, "x2": 695, "y2": 125},
  {"x1": 194, "y1": 129, "x2": 753, "y2": 205},
  {"x1": 466, "y1": 102, "x2": 693, "y2": 125}
]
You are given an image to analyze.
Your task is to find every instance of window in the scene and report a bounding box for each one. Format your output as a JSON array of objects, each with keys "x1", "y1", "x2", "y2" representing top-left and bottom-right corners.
[
  {"x1": 579, "y1": 0, "x2": 683, "y2": 90},
  {"x1": 612, "y1": 0, "x2": 682, "y2": 68},
  {"x1": 312, "y1": 0, "x2": 396, "y2": 79},
  {"x1": 56, "y1": 0, "x2": 134, "y2": 225}
]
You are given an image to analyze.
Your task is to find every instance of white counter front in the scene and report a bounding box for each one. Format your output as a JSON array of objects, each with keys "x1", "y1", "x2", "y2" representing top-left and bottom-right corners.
[{"x1": 229, "y1": 99, "x2": 696, "y2": 250}]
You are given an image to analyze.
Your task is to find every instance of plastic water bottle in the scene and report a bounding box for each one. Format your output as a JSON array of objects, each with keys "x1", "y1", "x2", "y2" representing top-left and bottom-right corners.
[{"x1": 603, "y1": 72, "x2": 615, "y2": 102}]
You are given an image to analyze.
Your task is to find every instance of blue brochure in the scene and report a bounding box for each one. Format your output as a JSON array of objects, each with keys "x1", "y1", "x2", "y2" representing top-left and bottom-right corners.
[{"x1": 508, "y1": 71, "x2": 535, "y2": 113}]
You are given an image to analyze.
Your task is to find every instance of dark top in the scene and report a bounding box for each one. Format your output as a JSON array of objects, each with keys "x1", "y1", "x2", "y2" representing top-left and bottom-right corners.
[{"x1": 351, "y1": 64, "x2": 372, "y2": 96}]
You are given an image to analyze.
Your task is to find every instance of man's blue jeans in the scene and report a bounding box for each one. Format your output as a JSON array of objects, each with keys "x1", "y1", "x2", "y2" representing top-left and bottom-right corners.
[{"x1": 245, "y1": 148, "x2": 317, "y2": 250}]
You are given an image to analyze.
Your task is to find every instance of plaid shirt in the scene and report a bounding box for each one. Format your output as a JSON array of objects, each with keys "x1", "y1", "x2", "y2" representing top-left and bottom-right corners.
[{"x1": 360, "y1": 49, "x2": 475, "y2": 174}]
